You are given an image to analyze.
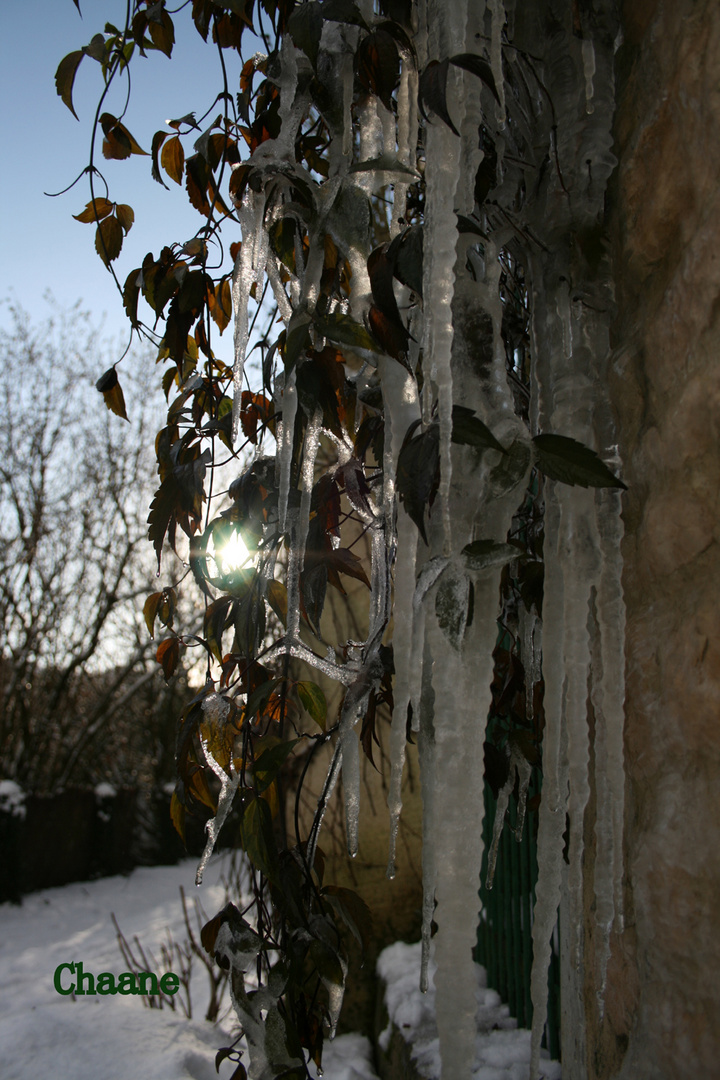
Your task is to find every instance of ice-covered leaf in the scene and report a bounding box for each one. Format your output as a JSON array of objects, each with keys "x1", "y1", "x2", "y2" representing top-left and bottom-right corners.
[
  {"x1": 452, "y1": 405, "x2": 505, "y2": 453},
  {"x1": 349, "y1": 153, "x2": 418, "y2": 178},
  {"x1": 533, "y1": 434, "x2": 627, "y2": 489},
  {"x1": 435, "y1": 567, "x2": 471, "y2": 650},
  {"x1": 462, "y1": 539, "x2": 518, "y2": 572}
]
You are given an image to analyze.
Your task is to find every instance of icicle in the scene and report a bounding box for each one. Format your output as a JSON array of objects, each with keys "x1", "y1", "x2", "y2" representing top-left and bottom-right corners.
[
  {"x1": 417, "y1": 632, "x2": 436, "y2": 992},
  {"x1": 488, "y1": 0, "x2": 506, "y2": 128},
  {"x1": 581, "y1": 38, "x2": 596, "y2": 115},
  {"x1": 340, "y1": 715, "x2": 361, "y2": 857},
  {"x1": 276, "y1": 374, "x2": 297, "y2": 536},
  {"x1": 195, "y1": 735, "x2": 241, "y2": 886},
  {"x1": 341, "y1": 51, "x2": 354, "y2": 159},
  {"x1": 286, "y1": 407, "x2": 322, "y2": 639},
  {"x1": 231, "y1": 189, "x2": 267, "y2": 442},
  {"x1": 485, "y1": 740, "x2": 533, "y2": 889},
  {"x1": 591, "y1": 486, "x2": 626, "y2": 1014},
  {"x1": 423, "y1": 116, "x2": 463, "y2": 555},
  {"x1": 556, "y1": 279, "x2": 573, "y2": 362},
  {"x1": 562, "y1": 490, "x2": 599, "y2": 971},
  {"x1": 528, "y1": 485, "x2": 567, "y2": 1080},
  {"x1": 386, "y1": 508, "x2": 419, "y2": 878}
]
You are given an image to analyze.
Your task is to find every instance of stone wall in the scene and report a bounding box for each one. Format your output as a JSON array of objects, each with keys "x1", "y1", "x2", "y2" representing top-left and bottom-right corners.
[{"x1": 591, "y1": 1, "x2": 720, "y2": 1076}]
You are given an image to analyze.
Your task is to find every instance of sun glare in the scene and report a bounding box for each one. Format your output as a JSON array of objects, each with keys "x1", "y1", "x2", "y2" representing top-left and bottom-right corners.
[{"x1": 218, "y1": 530, "x2": 253, "y2": 574}]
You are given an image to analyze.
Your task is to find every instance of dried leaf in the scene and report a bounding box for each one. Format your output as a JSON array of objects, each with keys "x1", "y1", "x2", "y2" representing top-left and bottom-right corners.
[
  {"x1": 73, "y1": 197, "x2": 114, "y2": 223},
  {"x1": 161, "y1": 134, "x2": 185, "y2": 184},
  {"x1": 55, "y1": 50, "x2": 84, "y2": 119},
  {"x1": 94, "y1": 214, "x2": 124, "y2": 265},
  {"x1": 156, "y1": 636, "x2": 180, "y2": 680}
]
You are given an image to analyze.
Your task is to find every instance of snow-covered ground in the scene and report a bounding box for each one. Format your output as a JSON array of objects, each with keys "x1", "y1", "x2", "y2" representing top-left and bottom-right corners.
[{"x1": 0, "y1": 860, "x2": 559, "y2": 1080}]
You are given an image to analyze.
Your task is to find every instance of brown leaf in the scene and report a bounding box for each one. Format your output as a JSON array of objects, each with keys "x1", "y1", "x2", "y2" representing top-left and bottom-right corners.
[
  {"x1": 55, "y1": 50, "x2": 84, "y2": 119},
  {"x1": 161, "y1": 135, "x2": 185, "y2": 184},
  {"x1": 148, "y1": 8, "x2": 175, "y2": 57},
  {"x1": 143, "y1": 591, "x2": 163, "y2": 639},
  {"x1": 73, "y1": 197, "x2": 114, "y2": 223},
  {"x1": 211, "y1": 278, "x2": 232, "y2": 333},
  {"x1": 115, "y1": 203, "x2": 134, "y2": 233},
  {"x1": 95, "y1": 215, "x2": 124, "y2": 265},
  {"x1": 156, "y1": 636, "x2": 180, "y2": 680}
]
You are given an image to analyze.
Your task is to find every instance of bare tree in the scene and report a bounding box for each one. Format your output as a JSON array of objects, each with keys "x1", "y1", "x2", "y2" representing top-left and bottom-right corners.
[{"x1": 0, "y1": 301, "x2": 179, "y2": 792}]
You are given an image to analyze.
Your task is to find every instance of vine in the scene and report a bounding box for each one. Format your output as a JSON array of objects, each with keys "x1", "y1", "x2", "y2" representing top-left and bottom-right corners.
[{"x1": 56, "y1": 2, "x2": 626, "y2": 1077}]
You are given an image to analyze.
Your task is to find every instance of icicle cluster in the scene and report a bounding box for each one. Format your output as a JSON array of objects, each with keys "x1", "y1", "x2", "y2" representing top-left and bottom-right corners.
[{"x1": 218, "y1": 2, "x2": 626, "y2": 1077}]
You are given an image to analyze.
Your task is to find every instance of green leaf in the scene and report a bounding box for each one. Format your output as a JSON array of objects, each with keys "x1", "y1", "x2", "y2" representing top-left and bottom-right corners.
[
  {"x1": 266, "y1": 579, "x2": 288, "y2": 627},
  {"x1": 462, "y1": 539, "x2": 519, "y2": 572},
  {"x1": 451, "y1": 405, "x2": 505, "y2": 454},
  {"x1": 241, "y1": 796, "x2": 280, "y2": 883},
  {"x1": 321, "y1": 885, "x2": 373, "y2": 951},
  {"x1": 143, "y1": 592, "x2": 163, "y2": 639},
  {"x1": 533, "y1": 434, "x2": 627, "y2": 490},
  {"x1": 253, "y1": 739, "x2": 301, "y2": 792},
  {"x1": 296, "y1": 681, "x2": 327, "y2": 729},
  {"x1": 287, "y1": 1, "x2": 323, "y2": 69},
  {"x1": 55, "y1": 50, "x2": 84, "y2": 119}
]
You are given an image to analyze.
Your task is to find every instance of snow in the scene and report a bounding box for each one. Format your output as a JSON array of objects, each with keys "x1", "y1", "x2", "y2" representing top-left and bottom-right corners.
[
  {"x1": 94, "y1": 782, "x2": 117, "y2": 800},
  {"x1": 0, "y1": 858, "x2": 378, "y2": 1080},
  {"x1": 0, "y1": 779, "x2": 27, "y2": 819},
  {"x1": 377, "y1": 941, "x2": 561, "y2": 1080}
]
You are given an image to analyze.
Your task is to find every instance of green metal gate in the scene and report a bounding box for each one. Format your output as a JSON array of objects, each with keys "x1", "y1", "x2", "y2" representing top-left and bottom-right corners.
[{"x1": 475, "y1": 773, "x2": 561, "y2": 1061}]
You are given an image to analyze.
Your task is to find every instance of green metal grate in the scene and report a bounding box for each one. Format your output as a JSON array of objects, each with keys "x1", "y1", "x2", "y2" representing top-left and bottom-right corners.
[{"x1": 475, "y1": 773, "x2": 561, "y2": 1061}]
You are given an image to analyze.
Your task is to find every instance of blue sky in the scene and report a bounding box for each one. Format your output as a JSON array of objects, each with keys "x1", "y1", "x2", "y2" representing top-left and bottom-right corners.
[{"x1": 0, "y1": 0, "x2": 258, "y2": 344}]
